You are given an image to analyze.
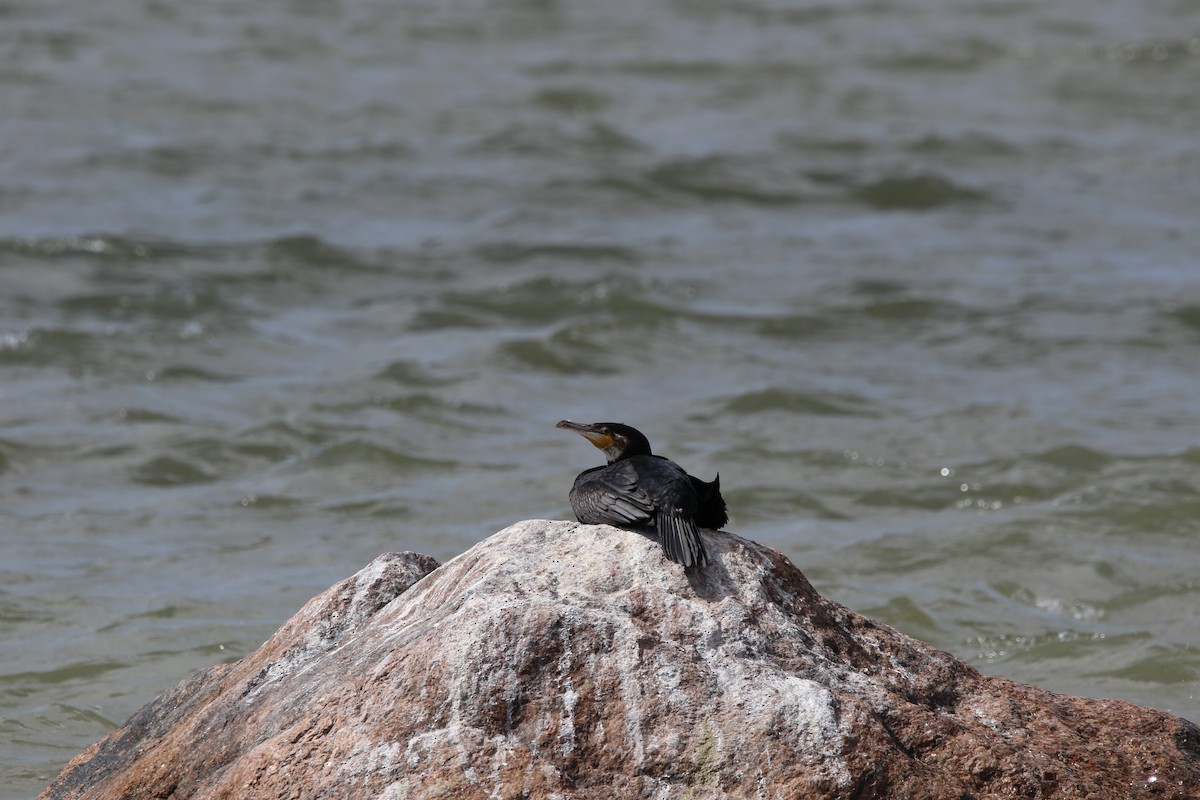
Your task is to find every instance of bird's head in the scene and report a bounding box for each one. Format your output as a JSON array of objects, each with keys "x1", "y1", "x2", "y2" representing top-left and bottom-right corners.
[{"x1": 556, "y1": 420, "x2": 653, "y2": 464}]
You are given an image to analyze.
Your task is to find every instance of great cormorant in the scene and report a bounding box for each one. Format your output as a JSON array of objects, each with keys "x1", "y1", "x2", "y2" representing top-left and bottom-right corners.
[{"x1": 556, "y1": 420, "x2": 727, "y2": 568}]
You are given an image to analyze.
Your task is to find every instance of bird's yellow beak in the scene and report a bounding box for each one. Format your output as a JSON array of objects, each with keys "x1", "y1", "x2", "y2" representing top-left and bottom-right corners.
[{"x1": 555, "y1": 420, "x2": 614, "y2": 451}]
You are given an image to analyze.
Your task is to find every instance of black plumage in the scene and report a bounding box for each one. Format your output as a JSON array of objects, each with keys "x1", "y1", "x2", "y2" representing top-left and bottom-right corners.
[{"x1": 556, "y1": 420, "x2": 727, "y2": 568}]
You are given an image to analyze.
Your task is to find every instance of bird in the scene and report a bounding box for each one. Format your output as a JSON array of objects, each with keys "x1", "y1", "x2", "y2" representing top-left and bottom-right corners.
[{"x1": 556, "y1": 420, "x2": 727, "y2": 568}]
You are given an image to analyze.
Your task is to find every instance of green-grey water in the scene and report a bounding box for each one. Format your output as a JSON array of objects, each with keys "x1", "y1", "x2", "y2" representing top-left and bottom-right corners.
[{"x1": 4, "y1": 1, "x2": 1200, "y2": 795}]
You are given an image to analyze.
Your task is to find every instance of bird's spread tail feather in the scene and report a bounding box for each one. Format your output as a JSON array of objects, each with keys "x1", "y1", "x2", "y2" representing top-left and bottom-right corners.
[{"x1": 691, "y1": 473, "x2": 728, "y2": 530}]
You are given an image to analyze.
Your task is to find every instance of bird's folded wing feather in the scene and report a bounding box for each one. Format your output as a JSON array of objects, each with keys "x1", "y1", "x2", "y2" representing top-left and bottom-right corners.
[{"x1": 569, "y1": 460, "x2": 654, "y2": 525}]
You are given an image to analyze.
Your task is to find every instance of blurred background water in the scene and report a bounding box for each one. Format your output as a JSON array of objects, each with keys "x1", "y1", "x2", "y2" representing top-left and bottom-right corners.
[{"x1": 3, "y1": 0, "x2": 1200, "y2": 795}]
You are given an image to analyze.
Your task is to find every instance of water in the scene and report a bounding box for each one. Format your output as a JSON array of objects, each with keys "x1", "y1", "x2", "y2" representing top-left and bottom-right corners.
[{"x1": 3, "y1": 1, "x2": 1199, "y2": 795}]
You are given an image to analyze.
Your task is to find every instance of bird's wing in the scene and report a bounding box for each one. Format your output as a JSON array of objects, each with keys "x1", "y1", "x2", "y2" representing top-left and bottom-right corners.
[
  {"x1": 569, "y1": 460, "x2": 655, "y2": 525},
  {"x1": 655, "y1": 510, "x2": 709, "y2": 568}
]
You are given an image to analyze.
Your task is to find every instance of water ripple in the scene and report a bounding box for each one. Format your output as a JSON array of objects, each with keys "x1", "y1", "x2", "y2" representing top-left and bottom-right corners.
[
  {"x1": 4, "y1": 0, "x2": 1200, "y2": 792},
  {"x1": 721, "y1": 388, "x2": 880, "y2": 417}
]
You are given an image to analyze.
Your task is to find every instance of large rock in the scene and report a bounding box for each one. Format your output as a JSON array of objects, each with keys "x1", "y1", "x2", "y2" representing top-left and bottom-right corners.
[{"x1": 42, "y1": 520, "x2": 1200, "y2": 799}]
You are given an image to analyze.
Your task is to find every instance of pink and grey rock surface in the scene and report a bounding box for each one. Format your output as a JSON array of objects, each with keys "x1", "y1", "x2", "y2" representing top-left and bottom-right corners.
[{"x1": 41, "y1": 520, "x2": 1200, "y2": 799}]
